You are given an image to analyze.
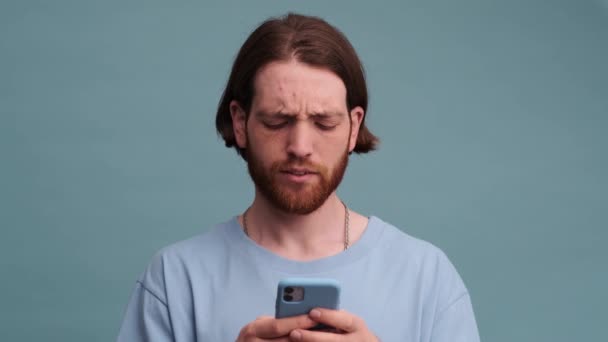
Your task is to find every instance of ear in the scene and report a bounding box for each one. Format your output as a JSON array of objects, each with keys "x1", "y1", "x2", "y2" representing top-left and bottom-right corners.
[
  {"x1": 348, "y1": 106, "x2": 365, "y2": 152},
  {"x1": 230, "y1": 100, "x2": 247, "y2": 149}
]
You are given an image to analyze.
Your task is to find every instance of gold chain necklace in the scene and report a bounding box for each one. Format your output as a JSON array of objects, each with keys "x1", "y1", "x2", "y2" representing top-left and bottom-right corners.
[{"x1": 242, "y1": 202, "x2": 350, "y2": 250}]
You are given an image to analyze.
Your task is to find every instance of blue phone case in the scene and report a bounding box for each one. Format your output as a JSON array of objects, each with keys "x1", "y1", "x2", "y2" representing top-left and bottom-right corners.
[{"x1": 275, "y1": 278, "x2": 341, "y2": 319}]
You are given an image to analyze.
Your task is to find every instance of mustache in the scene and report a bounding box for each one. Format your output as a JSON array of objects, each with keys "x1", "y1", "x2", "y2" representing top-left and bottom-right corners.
[{"x1": 271, "y1": 160, "x2": 324, "y2": 173}]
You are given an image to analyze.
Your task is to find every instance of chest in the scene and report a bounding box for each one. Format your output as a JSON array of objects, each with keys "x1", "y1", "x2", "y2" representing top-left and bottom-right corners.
[{"x1": 180, "y1": 270, "x2": 433, "y2": 341}]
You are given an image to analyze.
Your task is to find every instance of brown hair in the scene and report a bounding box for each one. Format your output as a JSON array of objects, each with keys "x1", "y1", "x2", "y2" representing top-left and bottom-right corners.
[{"x1": 215, "y1": 13, "x2": 379, "y2": 159}]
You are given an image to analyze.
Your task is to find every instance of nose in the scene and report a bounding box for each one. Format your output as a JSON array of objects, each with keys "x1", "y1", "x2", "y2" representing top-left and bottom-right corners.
[{"x1": 286, "y1": 121, "x2": 313, "y2": 159}]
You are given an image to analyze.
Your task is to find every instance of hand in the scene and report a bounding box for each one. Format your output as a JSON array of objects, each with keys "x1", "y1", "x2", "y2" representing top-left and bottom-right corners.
[
  {"x1": 288, "y1": 308, "x2": 379, "y2": 341},
  {"x1": 236, "y1": 315, "x2": 317, "y2": 341}
]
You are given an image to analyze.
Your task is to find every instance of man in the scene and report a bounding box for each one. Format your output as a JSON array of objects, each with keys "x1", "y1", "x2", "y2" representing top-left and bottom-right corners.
[{"x1": 117, "y1": 13, "x2": 480, "y2": 342}]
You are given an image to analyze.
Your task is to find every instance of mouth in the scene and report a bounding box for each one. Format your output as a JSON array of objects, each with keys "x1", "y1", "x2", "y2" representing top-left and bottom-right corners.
[{"x1": 281, "y1": 169, "x2": 317, "y2": 176}]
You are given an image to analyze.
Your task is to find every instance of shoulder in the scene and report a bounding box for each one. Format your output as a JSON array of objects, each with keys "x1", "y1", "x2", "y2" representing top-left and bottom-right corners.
[
  {"x1": 136, "y1": 218, "x2": 237, "y2": 299},
  {"x1": 366, "y1": 218, "x2": 479, "y2": 339},
  {"x1": 369, "y1": 216, "x2": 469, "y2": 298},
  {"x1": 157, "y1": 218, "x2": 234, "y2": 263},
  {"x1": 368, "y1": 216, "x2": 447, "y2": 261}
]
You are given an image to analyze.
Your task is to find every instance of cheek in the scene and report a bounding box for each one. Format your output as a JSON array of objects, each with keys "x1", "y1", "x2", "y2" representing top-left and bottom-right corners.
[
  {"x1": 248, "y1": 131, "x2": 283, "y2": 163},
  {"x1": 321, "y1": 134, "x2": 350, "y2": 159}
]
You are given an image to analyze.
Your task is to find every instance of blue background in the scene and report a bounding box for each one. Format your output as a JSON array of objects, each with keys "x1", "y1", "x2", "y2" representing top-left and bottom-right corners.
[{"x1": 1, "y1": 0, "x2": 607, "y2": 341}]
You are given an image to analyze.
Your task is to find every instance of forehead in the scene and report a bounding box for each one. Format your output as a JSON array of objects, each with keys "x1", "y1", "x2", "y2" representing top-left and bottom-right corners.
[{"x1": 251, "y1": 60, "x2": 347, "y2": 114}]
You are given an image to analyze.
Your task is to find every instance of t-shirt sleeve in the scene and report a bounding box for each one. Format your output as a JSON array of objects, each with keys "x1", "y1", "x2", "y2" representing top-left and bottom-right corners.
[
  {"x1": 116, "y1": 281, "x2": 174, "y2": 342},
  {"x1": 430, "y1": 292, "x2": 480, "y2": 342},
  {"x1": 429, "y1": 248, "x2": 480, "y2": 342}
]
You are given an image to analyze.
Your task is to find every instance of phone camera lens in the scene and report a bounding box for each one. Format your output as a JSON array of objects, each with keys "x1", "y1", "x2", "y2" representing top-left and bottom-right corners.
[
  {"x1": 283, "y1": 294, "x2": 293, "y2": 302},
  {"x1": 285, "y1": 287, "x2": 294, "y2": 294}
]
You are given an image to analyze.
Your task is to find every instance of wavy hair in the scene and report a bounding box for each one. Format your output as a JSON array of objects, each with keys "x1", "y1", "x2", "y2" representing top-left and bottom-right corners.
[{"x1": 215, "y1": 13, "x2": 379, "y2": 159}]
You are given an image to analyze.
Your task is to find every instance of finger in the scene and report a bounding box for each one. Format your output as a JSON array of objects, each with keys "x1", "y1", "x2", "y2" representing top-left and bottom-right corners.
[
  {"x1": 254, "y1": 315, "x2": 317, "y2": 338},
  {"x1": 308, "y1": 308, "x2": 362, "y2": 333},
  {"x1": 289, "y1": 329, "x2": 344, "y2": 342}
]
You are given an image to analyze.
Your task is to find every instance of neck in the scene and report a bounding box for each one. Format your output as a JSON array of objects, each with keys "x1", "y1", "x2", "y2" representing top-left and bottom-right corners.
[{"x1": 242, "y1": 191, "x2": 347, "y2": 261}]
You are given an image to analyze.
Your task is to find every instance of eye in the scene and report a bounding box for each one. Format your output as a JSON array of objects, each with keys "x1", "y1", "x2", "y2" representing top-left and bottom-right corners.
[
  {"x1": 263, "y1": 121, "x2": 288, "y2": 130},
  {"x1": 315, "y1": 121, "x2": 337, "y2": 131}
]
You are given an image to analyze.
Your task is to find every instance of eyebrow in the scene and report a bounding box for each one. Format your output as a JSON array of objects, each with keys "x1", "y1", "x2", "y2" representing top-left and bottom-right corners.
[
  {"x1": 310, "y1": 112, "x2": 344, "y2": 119},
  {"x1": 257, "y1": 111, "x2": 345, "y2": 119}
]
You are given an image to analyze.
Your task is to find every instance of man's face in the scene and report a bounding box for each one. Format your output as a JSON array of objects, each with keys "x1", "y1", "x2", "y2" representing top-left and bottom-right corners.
[{"x1": 230, "y1": 60, "x2": 364, "y2": 214}]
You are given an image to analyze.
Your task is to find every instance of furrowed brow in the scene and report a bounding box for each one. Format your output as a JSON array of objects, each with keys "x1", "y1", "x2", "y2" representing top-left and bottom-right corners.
[
  {"x1": 256, "y1": 110, "x2": 293, "y2": 119},
  {"x1": 256, "y1": 110, "x2": 344, "y2": 120}
]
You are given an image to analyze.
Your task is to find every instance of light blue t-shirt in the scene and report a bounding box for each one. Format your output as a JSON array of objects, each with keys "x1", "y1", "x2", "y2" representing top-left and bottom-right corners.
[{"x1": 116, "y1": 216, "x2": 480, "y2": 341}]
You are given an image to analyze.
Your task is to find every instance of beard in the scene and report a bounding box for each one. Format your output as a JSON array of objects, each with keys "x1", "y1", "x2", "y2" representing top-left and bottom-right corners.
[{"x1": 246, "y1": 147, "x2": 349, "y2": 215}]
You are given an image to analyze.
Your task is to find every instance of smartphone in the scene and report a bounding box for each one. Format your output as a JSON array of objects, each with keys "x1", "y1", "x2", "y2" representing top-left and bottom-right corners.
[{"x1": 275, "y1": 278, "x2": 341, "y2": 330}]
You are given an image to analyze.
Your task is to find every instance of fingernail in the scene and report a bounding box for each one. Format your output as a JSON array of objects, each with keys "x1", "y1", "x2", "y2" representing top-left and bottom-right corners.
[{"x1": 309, "y1": 309, "x2": 321, "y2": 318}]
